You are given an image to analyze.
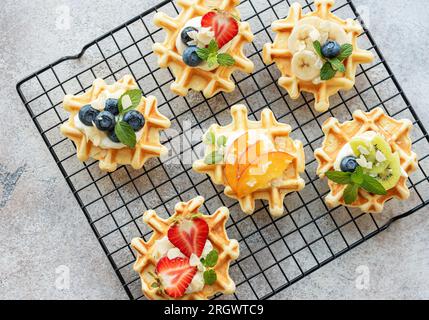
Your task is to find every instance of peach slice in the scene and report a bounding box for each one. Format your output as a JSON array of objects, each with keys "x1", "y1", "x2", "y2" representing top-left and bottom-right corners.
[
  {"x1": 224, "y1": 132, "x2": 252, "y2": 193},
  {"x1": 236, "y1": 151, "x2": 294, "y2": 198}
]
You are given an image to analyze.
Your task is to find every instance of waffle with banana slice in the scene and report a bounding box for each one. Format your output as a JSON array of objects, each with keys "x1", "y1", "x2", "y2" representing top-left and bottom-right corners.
[
  {"x1": 60, "y1": 75, "x2": 170, "y2": 172},
  {"x1": 153, "y1": 0, "x2": 254, "y2": 98},
  {"x1": 314, "y1": 108, "x2": 418, "y2": 213},
  {"x1": 193, "y1": 104, "x2": 306, "y2": 217},
  {"x1": 131, "y1": 196, "x2": 239, "y2": 300},
  {"x1": 263, "y1": 0, "x2": 374, "y2": 112}
]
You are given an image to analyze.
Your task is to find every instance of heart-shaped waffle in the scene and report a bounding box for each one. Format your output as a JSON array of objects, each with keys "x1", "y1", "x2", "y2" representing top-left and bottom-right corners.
[
  {"x1": 193, "y1": 105, "x2": 306, "y2": 217},
  {"x1": 314, "y1": 107, "x2": 418, "y2": 213},
  {"x1": 60, "y1": 75, "x2": 171, "y2": 172},
  {"x1": 263, "y1": 0, "x2": 374, "y2": 112},
  {"x1": 153, "y1": 0, "x2": 254, "y2": 98},
  {"x1": 131, "y1": 196, "x2": 239, "y2": 300}
]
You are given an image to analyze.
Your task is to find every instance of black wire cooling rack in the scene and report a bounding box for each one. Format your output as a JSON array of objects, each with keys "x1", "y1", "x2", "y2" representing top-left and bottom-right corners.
[{"x1": 16, "y1": 0, "x2": 429, "y2": 300}]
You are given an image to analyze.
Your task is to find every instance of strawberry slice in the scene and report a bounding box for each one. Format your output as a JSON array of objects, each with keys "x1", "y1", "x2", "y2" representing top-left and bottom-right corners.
[
  {"x1": 168, "y1": 217, "x2": 209, "y2": 257},
  {"x1": 201, "y1": 11, "x2": 239, "y2": 48},
  {"x1": 156, "y1": 257, "x2": 197, "y2": 298}
]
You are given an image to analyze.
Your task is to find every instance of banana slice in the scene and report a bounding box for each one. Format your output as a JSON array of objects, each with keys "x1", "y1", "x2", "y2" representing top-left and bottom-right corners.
[
  {"x1": 291, "y1": 50, "x2": 322, "y2": 81},
  {"x1": 288, "y1": 24, "x2": 321, "y2": 54},
  {"x1": 324, "y1": 22, "x2": 348, "y2": 45},
  {"x1": 295, "y1": 16, "x2": 348, "y2": 46},
  {"x1": 296, "y1": 17, "x2": 323, "y2": 29}
]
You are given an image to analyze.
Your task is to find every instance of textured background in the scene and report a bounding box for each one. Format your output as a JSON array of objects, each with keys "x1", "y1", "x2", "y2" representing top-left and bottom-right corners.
[{"x1": 0, "y1": 0, "x2": 428, "y2": 299}]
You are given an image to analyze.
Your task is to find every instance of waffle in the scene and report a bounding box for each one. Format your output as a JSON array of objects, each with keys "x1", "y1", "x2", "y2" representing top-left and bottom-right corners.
[
  {"x1": 314, "y1": 108, "x2": 418, "y2": 213},
  {"x1": 60, "y1": 75, "x2": 171, "y2": 172},
  {"x1": 193, "y1": 105, "x2": 306, "y2": 217},
  {"x1": 131, "y1": 196, "x2": 239, "y2": 300},
  {"x1": 263, "y1": 0, "x2": 374, "y2": 112},
  {"x1": 153, "y1": 0, "x2": 254, "y2": 98}
]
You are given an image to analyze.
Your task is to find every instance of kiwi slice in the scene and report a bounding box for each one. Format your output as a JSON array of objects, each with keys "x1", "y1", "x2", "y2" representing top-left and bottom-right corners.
[
  {"x1": 369, "y1": 136, "x2": 392, "y2": 175},
  {"x1": 374, "y1": 152, "x2": 401, "y2": 190},
  {"x1": 350, "y1": 138, "x2": 376, "y2": 160}
]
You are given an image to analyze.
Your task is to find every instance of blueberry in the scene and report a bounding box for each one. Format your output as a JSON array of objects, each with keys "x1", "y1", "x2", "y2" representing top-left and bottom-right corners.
[
  {"x1": 321, "y1": 40, "x2": 341, "y2": 59},
  {"x1": 123, "y1": 110, "x2": 145, "y2": 132},
  {"x1": 340, "y1": 156, "x2": 358, "y2": 173},
  {"x1": 78, "y1": 105, "x2": 100, "y2": 126},
  {"x1": 108, "y1": 130, "x2": 120, "y2": 143},
  {"x1": 181, "y1": 26, "x2": 198, "y2": 45},
  {"x1": 94, "y1": 111, "x2": 116, "y2": 132},
  {"x1": 104, "y1": 98, "x2": 119, "y2": 116},
  {"x1": 183, "y1": 46, "x2": 202, "y2": 67}
]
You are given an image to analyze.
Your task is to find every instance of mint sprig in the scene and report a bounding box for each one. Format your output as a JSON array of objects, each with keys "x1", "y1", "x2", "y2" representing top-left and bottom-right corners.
[
  {"x1": 201, "y1": 250, "x2": 219, "y2": 285},
  {"x1": 118, "y1": 89, "x2": 142, "y2": 114},
  {"x1": 325, "y1": 166, "x2": 387, "y2": 204},
  {"x1": 114, "y1": 89, "x2": 143, "y2": 148},
  {"x1": 197, "y1": 40, "x2": 235, "y2": 68},
  {"x1": 203, "y1": 131, "x2": 227, "y2": 165},
  {"x1": 203, "y1": 269, "x2": 217, "y2": 285},
  {"x1": 115, "y1": 121, "x2": 136, "y2": 148},
  {"x1": 314, "y1": 41, "x2": 353, "y2": 81}
]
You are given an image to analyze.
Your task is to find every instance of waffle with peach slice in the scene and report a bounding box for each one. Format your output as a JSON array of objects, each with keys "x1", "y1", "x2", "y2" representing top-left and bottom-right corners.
[{"x1": 193, "y1": 105, "x2": 306, "y2": 217}]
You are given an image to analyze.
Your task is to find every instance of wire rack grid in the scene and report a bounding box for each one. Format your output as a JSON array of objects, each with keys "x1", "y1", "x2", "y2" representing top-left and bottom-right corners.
[{"x1": 16, "y1": 0, "x2": 429, "y2": 300}]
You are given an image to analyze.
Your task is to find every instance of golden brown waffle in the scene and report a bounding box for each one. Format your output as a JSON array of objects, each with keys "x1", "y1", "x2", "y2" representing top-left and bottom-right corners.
[
  {"x1": 60, "y1": 75, "x2": 171, "y2": 172},
  {"x1": 131, "y1": 196, "x2": 239, "y2": 300},
  {"x1": 314, "y1": 107, "x2": 418, "y2": 213},
  {"x1": 193, "y1": 105, "x2": 306, "y2": 217},
  {"x1": 263, "y1": 0, "x2": 374, "y2": 112},
  {"x1": 153, "y1": 0, "x2": 254, "y2": 98}
]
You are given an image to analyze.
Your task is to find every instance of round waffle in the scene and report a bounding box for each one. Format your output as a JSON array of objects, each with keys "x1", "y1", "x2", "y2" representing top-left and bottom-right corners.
[
  {"x1": 60, "y1": 75, "x2": 171, "y2": 172},
  {"x1": 314, "y1": 107, "x2": 418, "y2": 213},
  {"x1": 153, "y1": 0, "x2": 254, "y2": 98},
  {"x1": 193, "y1": 105, "x2": 306, "y2": 217},
  {"x1": 131, "y1": 196, "x2": 239, "y2": 300},
  {"x1": 263, "y1": 0, "x2": 374, "y2": 112}
]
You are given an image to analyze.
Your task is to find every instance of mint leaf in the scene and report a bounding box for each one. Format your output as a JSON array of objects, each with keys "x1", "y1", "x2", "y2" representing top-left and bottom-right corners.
[
  {"x1": 313, "y1": 40, "x2": 323, "y2": 58},
  {"x1": 361, "y1": 175, "x2": 387, "y2": 195},
  {"x1": 217, "y1": 135, "x2": 227, "y2": 147},
  {"x1": 118, "y1": 89, "x2": 142, "y2": 114},
  {"x1": 217, "y1": 53, "x2": 235, "y2": 66},
  {"x1": 204, "y1": 131, "x2": 216, "y2": 145},
  {"x1": 115, "y1": 121, "x2": 137, "y2": 148},
  {"x1": 203, "y1": 250, "x2": 219, "y2": 268},
  {"x1": 343, "y1": 183, "x2": 359, "y2": 204},
  {"x1": 207, "y1": 53, "x2": 218, "y2": 68},
  {"x1": 325, "y1": 171, "x2": 352, "y2": 184},
  {"x1": 203, "y1": 269, "x2": 217, "y2": 285},
  {"x1": 204, "y1": 151, "x2": 224, "y2": 165},
  {"x1": 320, "y1": 62, "x2": 337, "y2": 81},
  {"x1": 329, "y1": 58, "x2": 345, "y2": 73},
  {"x1": 208, "y1": 39, "x2": 219, "y2": 53},
  {"x1": 338, "y1": 44, "x2": 353, "y2": 61},
  {"x1": 351, "y1": 166, "x2": 364, "y2": 185},
  {"x1": 197, "y1": 47, "x2": 210, "y2": 61}
]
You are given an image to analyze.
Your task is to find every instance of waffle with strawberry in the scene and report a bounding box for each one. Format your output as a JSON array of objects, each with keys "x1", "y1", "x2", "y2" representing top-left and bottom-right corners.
[
  {"x1": 153, "y1": 0, "x2": 254, "y2": 98},
  {"x1": 131, "y1": 196, "x2": 239, "y2": 300}
]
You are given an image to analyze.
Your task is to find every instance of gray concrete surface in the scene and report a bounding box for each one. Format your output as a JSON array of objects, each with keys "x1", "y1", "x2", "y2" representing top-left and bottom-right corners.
[{"x1": 0, "y1": 0, "x2": 428, "y2": 300}]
